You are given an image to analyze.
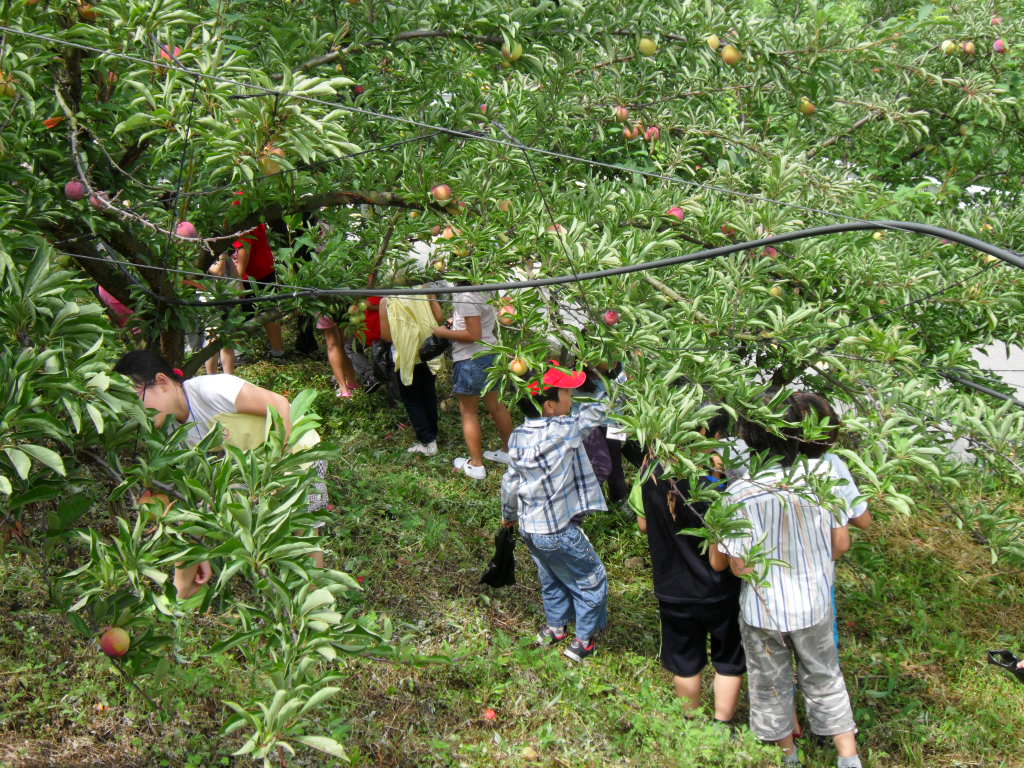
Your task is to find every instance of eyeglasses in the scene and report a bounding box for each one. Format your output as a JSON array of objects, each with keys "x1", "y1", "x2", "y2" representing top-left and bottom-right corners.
[{"x1": 133, "y1": 381, "x2": 149, "y2": 401}]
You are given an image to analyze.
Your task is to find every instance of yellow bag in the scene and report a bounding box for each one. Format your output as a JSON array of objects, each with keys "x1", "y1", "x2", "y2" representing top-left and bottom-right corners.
[{"x1": 211, "y1": 412, "x2": 320, "y2": 453}]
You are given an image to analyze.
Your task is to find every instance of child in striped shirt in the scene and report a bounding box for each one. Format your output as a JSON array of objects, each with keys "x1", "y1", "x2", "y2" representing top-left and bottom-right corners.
[{"x1": 711, "y1": 392, "x2": 862, "y2": 768}]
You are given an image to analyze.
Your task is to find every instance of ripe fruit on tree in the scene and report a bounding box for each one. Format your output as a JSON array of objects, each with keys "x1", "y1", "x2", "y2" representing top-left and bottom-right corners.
[
  {"x1": 99, "y1": 627, "x2": 130, "y2": 658},
  {"x1": 666, "y1": 206, "x2": 685, "y2": 221},
  {"x1": 64, "y1": 180, "x2": 86, "y2": 201},
  {"x1": 90, "y1": 192, "x2": 109, "y2": 210},
  {"x1": 502, "y1": 42, "x2": 524, "y2": 62},
  {"x1": 769, "y1": 284, "x2": 784, "y2": 298},
  {"x1": 603, "y1": 309, "x2": 620, "y2": 326},
  {"x1": 260, "y1": 145, "x2": 285, "y2": 175},
  {"x1": 497, "y1": 199, "x2": 512, "y2": 213},
  {"x1": 623, "y1": 124, "x2": 640, "y2": 140},
  {"x1": 613, "y1": 105, "x2": 629, "y2": 122},
  {"x1": 159, "y1": 45, "x2": 183, "y2": 62},
  {"x1": 993, "y1": 38, "x2": 1007, "y2": 54},
  {"x1": 644, "y1": 125, "x2": 661, "y2": 141},
  {"x1": 546, "y1": 223, "x2": 566, "y2": 235},
  {"x1": 706, "y1": 34, "x2": 720, "y2": 51},
  {"x1": 431, "y1": 184, "x2": 453, "y2": 203},
  {"x1": 873, "y1": 231, "x2": 885, "y2": 240},
  {"x1": 962, "y1": 41, "x2": 976, "y2": 55},
  {"x1": 992, "y1": 15, "x2": 1003, "y2": 25},
  {"x1": 984, "y1": 254, "x2": 999, "y2": 265},
  {"x1": 441, "y1": 225, "x2": 458, "y2": 240},
  {"x1": 798, "y1": 97, "x2": 816, "y2": 116},
  {"x1": 638, "y1": 38, "x2": 657, "y2": 57},
  {"x1": 175, "y1": 221, "x2": 197, "y2": 239},
  {"x1": 940, "y1": 39, "x2": 957, "y2": 55},
  {"x1": 77, "y1": 2, "x2": 97, "y2": 21},
  {"x1": 498, "y1": 304, "x2": 516, "y2": 325},
  {"x1": 0, "y1": 70, "x2": 14, "y2": 98},
  {"x1": 721, "y1": 223, "x2": 737, "y2": 237},
  {"x1": 432, "y1": 259, "x2": 446, "y2": 271},
  {"x1": 763, "y1": 246, "x2": 778, "y2": 258},
  {"x1": 720, "y1": 44, "x2": 741, "y2": 65},
  {"x1": 510, "y1": 357, "x2": 528, "y2": 376}
]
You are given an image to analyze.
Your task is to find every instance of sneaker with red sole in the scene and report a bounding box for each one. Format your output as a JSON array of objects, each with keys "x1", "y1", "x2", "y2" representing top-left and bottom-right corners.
[
  {"x1": 563, "y1": 638, "x2": 596, "y2": 662},
  {"x1": 535, "y1": 626, "x2": 568, "y2": 646}
]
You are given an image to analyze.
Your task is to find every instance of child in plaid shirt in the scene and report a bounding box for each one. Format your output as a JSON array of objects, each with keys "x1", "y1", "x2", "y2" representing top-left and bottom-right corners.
[{"x1": 501, "y1": 363, "x2": 609, "y2": 662}]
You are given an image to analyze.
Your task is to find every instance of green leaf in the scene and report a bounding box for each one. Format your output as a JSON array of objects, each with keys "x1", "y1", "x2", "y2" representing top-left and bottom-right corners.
[
  {"x1": 4, "y1": 448, "x2": 31, "y2": 480},
  {"x1": 0, "y1": 475, "x2": 11, "y2": 495},
  {"x1": 85, "y1": 403, "x2": 104, "y2": 434},
  {"x1": 20, "y1": 444, "x2": 66, "y2": 476},
  {"x1": 293, "y1": 735, "x2": 347, "y2": 759}
]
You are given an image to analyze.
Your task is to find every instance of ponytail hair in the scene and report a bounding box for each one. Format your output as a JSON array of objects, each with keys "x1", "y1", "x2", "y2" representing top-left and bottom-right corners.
[{"x1": 114, "y1": 349, "x2": 185, "y2": 386}]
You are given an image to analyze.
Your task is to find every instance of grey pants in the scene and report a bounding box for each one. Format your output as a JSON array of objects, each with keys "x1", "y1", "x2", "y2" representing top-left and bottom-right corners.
[{"x1": 740, "y1": 613, "x2": 856, "y2": 741}]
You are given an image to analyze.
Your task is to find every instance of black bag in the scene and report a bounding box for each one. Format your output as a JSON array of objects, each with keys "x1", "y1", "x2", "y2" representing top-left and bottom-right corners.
[
  {"x1": 418, "y1": 333, "x2": 451, "y2": 363},
  {"x1": 480, "y1": 525, "x2": 516, "y2": 588}
]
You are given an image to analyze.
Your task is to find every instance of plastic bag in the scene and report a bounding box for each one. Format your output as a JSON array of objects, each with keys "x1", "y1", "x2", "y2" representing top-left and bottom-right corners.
[{"x1": 480, "y1": 525, "x2": 516, "y2": 588}]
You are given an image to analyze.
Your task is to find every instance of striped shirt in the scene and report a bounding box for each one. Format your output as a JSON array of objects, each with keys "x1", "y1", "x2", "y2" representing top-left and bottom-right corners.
[
  {"x1": 720, "y1": 466, "x2": 844, "y2": 632},
  {"x1": 501, "y1": 401, "x2": 608, "y2": 534}
]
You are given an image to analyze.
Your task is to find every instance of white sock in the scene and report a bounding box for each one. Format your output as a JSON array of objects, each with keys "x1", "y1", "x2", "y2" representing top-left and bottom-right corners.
[{"x1": 837, "y1": 757, "x2": 862, "y2": 768}]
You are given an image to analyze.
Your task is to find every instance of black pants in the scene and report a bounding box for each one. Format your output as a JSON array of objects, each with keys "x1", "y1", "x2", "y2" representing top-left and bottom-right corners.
[
  {"x1": 398, "y1": 363, "x2": 438, "y2": 444},
  {"x1": 606, "y1": 436, "x2": 628, "y2": 503}
]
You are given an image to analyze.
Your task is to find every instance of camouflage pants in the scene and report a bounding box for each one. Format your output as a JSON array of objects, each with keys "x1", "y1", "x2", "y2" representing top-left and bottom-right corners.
[{"x1": 739, "y1": 614, "x2": 856, "y2": 741}]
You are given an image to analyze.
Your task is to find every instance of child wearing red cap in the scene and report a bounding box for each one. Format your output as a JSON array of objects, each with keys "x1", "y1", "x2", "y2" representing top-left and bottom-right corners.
[{"x1": 500, "y1": 363, "x2": 610, "y2": 662}]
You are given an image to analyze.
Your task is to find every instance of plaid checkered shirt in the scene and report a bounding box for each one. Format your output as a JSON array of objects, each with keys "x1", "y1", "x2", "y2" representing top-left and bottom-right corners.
[{"x1": 501, "y1": 401, "x2": 609, "y2": 534}]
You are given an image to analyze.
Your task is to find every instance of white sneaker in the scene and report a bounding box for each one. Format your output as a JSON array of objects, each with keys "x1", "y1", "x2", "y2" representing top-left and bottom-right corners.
[
  {"x1": 453, "y1": 457, "x2": 486, "y2": 480},
  {"x1": 407, "y1": 441, "x2": 438, "y2": 456},
  {"x1": 483, "y1": 449, "x2": 511, "y2": 465}
]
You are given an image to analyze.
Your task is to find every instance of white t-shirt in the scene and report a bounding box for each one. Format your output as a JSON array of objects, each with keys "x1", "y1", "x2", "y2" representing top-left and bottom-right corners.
[
  {"x1": 181, "y1": 374, "x2": 246, "y2": 446},
  {"x1": 451, "y1": 291, "x2": 497, "y2": 362}
]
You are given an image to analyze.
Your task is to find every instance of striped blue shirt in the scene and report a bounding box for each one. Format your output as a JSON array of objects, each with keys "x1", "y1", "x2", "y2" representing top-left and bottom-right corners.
[
  {"x1": 501, "y1": 401, "x2": 608, "y2": 534},
  {"x1": 720, "y1": 467, "x2": 844, "y2": 632}
]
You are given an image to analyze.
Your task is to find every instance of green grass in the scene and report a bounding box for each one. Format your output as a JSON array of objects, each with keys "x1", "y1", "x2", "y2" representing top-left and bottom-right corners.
[{"x1": 2, "y1": 358, "x2": 1023, "y2": 767}]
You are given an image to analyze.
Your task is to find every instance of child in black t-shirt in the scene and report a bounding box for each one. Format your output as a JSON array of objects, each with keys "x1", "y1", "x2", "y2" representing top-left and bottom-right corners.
[{"x1": 635, "y1": 411, "x2": 745, "y2": 724}]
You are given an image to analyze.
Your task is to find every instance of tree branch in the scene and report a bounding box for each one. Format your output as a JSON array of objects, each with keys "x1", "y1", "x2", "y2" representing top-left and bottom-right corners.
[
  {"x1": 285, "y1": 29, "x2": 504, "y2": 76},
  {"x1": 806, "y1": 112, "x2": 881, "y2": 159}
]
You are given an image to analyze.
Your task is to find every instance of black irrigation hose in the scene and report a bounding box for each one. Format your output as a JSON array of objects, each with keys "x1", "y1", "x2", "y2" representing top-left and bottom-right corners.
[{"x1": 152, "y1": 220, "x2": 1024, "y2": 306}]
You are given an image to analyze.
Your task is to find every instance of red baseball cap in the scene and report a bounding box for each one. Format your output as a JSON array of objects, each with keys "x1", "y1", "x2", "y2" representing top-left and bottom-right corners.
[{"x1": 528, "y1": 360, "x2": 587, "y2": 394}]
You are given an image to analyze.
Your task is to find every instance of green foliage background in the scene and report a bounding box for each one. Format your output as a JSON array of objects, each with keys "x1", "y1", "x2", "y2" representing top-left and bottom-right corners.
[{"x1": 3, "y1": 0, "x2": 1024, "y2": 765}]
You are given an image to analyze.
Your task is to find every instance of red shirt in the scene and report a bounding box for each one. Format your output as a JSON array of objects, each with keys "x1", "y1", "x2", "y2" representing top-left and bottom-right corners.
[
  {"x1": 236, "y1": 222, "x2": 274, "y2": 280},
  {"x1": 362, "y1": 296, "x2": 382, "y2": 345}
]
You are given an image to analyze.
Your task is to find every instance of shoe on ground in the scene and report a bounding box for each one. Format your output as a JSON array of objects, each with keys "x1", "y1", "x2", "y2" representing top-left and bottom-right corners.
[
  {"x1": 563, "y1": 638, "x2": 596, "y2": 662},
  {"x1": 452, "y1": 457, "x2": 486, "y2": 480},
  {"x1": 535, "y1": 626, "x2": 568, "y2": 646},
  {"x1": 407, "y1": 441, "x2": 438, "y2": 456},
  {"x1": 483, "y1": 449, "x2": 511, "y2": 465},
  {"x1": 336, "y1": 389, "x2": 353, "y2": 399}
]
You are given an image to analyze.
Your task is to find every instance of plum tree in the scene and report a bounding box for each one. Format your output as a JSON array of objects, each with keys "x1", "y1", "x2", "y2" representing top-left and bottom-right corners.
[{"x1": 4, "y1": 0, "x2": 1024, "y2": 762}]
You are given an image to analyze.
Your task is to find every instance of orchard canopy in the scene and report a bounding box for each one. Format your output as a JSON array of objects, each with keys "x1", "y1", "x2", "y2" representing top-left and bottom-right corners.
[{"x1": 4, "y1": 0, "x2": 1024, "y2": 521}]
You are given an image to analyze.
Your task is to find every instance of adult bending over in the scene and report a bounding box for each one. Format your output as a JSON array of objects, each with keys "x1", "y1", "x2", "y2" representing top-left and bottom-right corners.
[{"x1": 114, "y1": 350, "x2": 328, "y2": 597}]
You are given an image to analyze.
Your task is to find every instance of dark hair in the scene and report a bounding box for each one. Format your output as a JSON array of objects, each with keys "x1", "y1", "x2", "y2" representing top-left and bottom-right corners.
[
  {"x1": 113, "y1": 349, "x2": 184, "y2": 387},
  {"x1": 784, "y1": 391, "x2": 840, "y2": 459},
  {"x1": 518, "y1": 375, "x2": 564, "y2": 417},
  {"x1": 740, "y1": 391, "x2": 840, "y2": 464},
  {"x1": 705, "y1": 407, "x2": 731, "y2": 439}
]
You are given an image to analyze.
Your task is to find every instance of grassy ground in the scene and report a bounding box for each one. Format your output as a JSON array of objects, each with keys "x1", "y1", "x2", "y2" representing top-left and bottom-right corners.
[{"x1": 2, "y1": 358, "x2": 1024, "y2": 767}]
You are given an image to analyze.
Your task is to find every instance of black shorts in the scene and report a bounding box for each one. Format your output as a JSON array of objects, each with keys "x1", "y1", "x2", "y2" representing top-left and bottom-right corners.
[
  {"x1": 239, "y1": 270, "x2": 276, "y2": 319},
  {"x1": 658, "y1": 597, "x2": 745, "y2": 677}
]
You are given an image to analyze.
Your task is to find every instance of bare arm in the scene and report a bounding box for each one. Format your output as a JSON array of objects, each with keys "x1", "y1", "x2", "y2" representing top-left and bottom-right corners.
[
  {"x1": 378, "y1": 298, "x2": 392, "y2": 342},
  {"x1": 708, "y1": 543, "x2": 729, "y2": 572},
  {"x1": 234, "y1": 245, "x2": 250, "y2": 279},
  {"x1": 831, "y1": 524, "x2": 851, "y2": 560},
  {"x1": 429, "y1": 297, "x2": 445, "y2": 324},
  {"x1": 636, "y1": 515, "x2": 647, "y2": 533},
  {"x1": 434, "y1": 313, "x2": 481, "y2": 343},
  {"x1": 849, "y1": 510, "x2": 873, "y2": 530},
  {"x1": 234, "y1": 382, "x2": 292, "y2": 437}
]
